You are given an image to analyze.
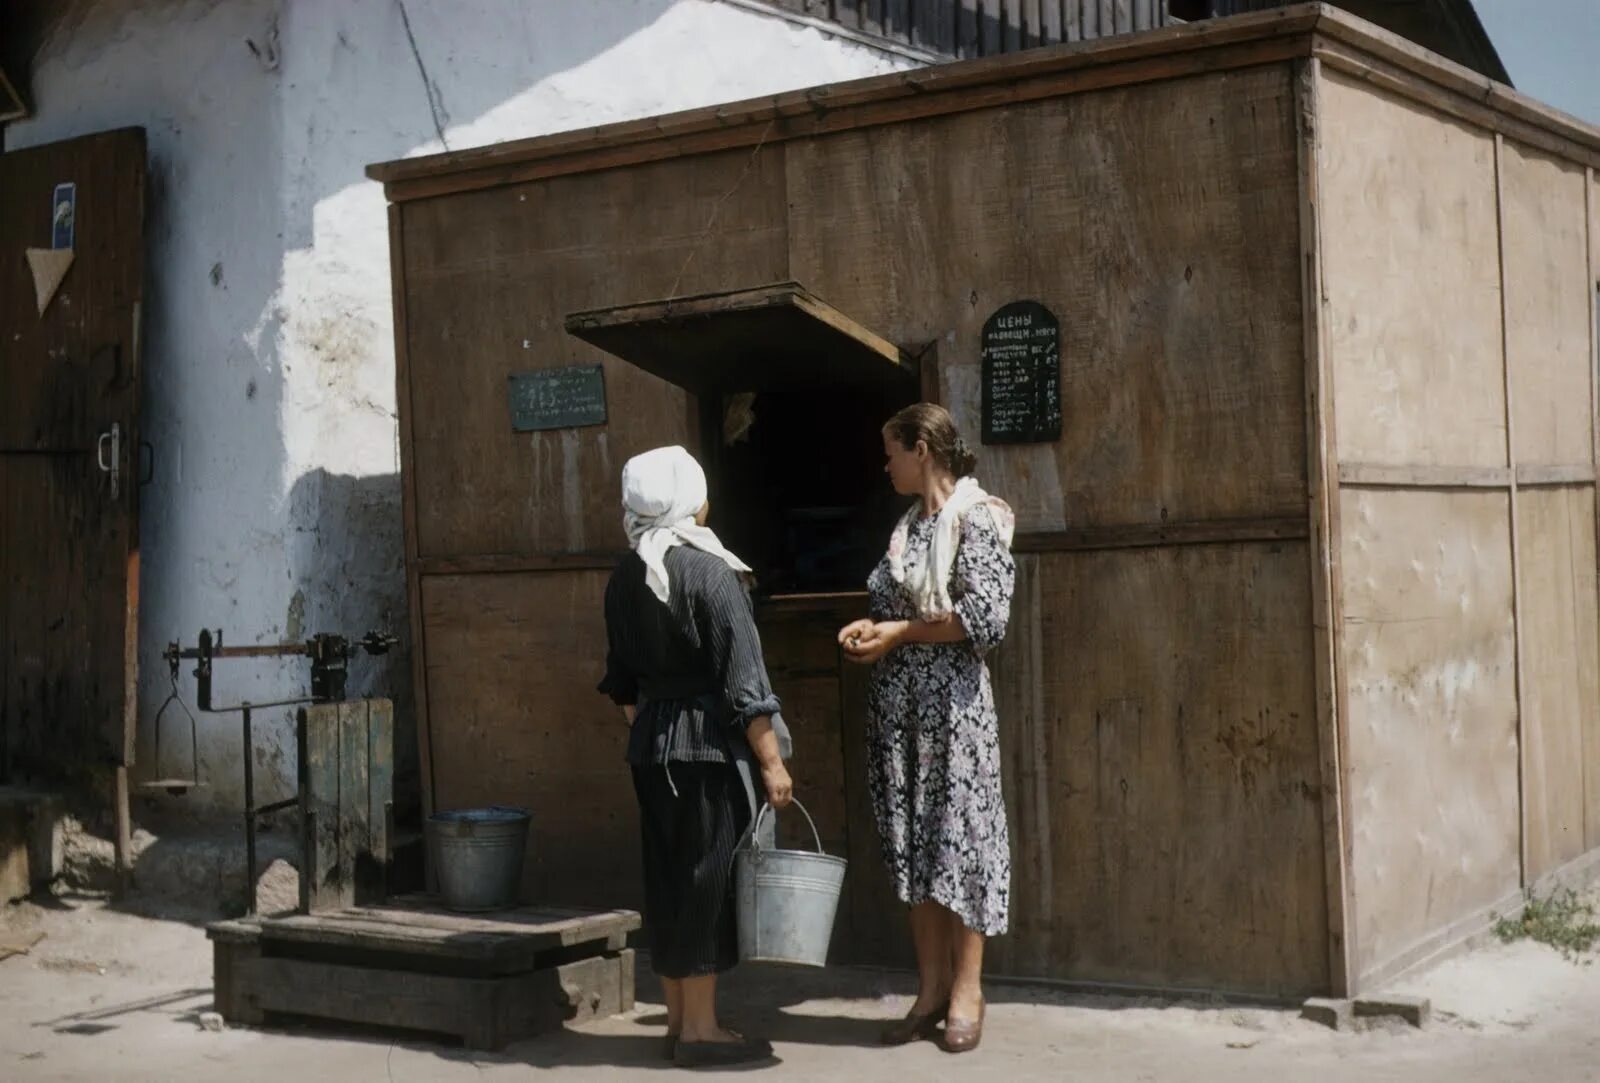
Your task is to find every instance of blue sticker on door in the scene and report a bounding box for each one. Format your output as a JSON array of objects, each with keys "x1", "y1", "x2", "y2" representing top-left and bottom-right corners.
[{"x1": 52, "y1": 182, "x2": 76, "y2": 249}]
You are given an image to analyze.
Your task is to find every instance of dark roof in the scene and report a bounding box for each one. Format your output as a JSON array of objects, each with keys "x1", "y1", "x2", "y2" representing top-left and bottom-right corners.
[
  {"x1": 1221, "y1": 0, "x2": 1509, "y2": 83},
  {"x1": 749, "y1": 1, "x2": 1510, "y2": 86}
]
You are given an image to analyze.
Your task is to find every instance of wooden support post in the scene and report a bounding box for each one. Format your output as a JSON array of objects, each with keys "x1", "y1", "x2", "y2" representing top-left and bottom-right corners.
[
  {"x1": 1494, "y1": 133, "x2": 1530, "y2": 889},
  {"x1": 211, "y1": 924, "x2": 266, "y2": 1025},
  {"x1": 1588, "y1": 166, "x2": 1600, "y2": 854},
  {"x1": 112, "y1": 766, "x2": 132, "y2": 898},
  {"x1": 1297, "y1": 56, "x2": 1353, "y2": 998}
]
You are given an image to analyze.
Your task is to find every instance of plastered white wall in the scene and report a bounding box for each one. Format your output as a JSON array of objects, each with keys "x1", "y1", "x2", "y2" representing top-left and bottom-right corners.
[{"x1": 9, "y1": 0, "x2": 913, "y2": 812}]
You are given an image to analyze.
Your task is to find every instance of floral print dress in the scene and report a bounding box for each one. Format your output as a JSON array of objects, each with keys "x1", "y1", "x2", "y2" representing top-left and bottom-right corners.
[{"x1": 865, "y1": 505, "x2": 1015, "y2": 936}]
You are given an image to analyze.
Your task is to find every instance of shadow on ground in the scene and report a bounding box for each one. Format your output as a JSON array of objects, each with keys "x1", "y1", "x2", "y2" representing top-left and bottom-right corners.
[{"x1": 208, "y1": 955, "x2": 1302, "y2": 1075}]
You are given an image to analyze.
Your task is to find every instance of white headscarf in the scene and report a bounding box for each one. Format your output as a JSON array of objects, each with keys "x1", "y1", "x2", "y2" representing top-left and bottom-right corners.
[
  {"x1": 887, "y1": 476, "x2": 1015, "y2": 623},
  {"x1": 621, "y1": 446, "x2": 752, "y2": 605}
]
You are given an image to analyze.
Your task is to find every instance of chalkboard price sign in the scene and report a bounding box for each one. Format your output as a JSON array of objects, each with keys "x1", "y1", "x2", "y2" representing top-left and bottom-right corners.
[
  {"x1": 508, "y1": 365, "x2": 608, "y2": 432},
  {"x1": 980, "y1": 301, "x2": 1061, "y2": 445}
]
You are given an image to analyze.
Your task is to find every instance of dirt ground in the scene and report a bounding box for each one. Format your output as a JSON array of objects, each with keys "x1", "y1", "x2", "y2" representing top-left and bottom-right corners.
[{"x1": 3, "y1": 895, "x2": 1600, "y2": 1082}]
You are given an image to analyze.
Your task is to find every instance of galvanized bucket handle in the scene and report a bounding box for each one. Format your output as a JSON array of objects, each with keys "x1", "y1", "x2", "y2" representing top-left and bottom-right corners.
[{"x1": 749, "y1": 798, "x2": 823, "y2": 855}]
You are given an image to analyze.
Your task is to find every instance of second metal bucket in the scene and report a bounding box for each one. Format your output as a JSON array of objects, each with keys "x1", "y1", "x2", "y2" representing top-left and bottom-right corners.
[
  {"x1": 734, "y1": 799, "x2": 847, "y2": 967},
  {"x1": 426, "y1": 805, "x2": 530, "y2": 912}
]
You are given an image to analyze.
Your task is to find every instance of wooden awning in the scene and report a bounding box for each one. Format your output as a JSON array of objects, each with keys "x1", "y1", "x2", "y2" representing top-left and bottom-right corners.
[{"x1": 564, "y1": 282, "x2": 915, "y2": 396}]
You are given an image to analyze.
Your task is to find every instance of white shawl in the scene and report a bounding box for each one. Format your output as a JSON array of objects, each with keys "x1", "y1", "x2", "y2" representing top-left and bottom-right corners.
[
  {"x1": 887, "y1": 476, "x2": 1015, "y2": 622},
  {"x1": 621, "y1": 446, "x2": 752, "y2": 605}
]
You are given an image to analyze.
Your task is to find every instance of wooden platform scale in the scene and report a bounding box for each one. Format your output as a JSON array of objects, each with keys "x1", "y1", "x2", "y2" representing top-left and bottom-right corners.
[{"x1": 209, "y1": 896, "x2": 640, "y2": 1050}]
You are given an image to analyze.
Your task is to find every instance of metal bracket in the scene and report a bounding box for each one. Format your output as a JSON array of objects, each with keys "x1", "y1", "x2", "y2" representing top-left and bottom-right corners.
[
  {"x1": 159, "y1": 624, "x2": 399, "y2": 915},
  {"x1": 96, "y1": 422, "x2": 121, "y2": 499}
]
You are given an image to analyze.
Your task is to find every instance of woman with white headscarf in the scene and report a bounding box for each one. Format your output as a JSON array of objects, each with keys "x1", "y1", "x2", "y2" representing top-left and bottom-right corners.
[{"x1": 598, "y1": 445, "x2": 792, "y2": 1069}]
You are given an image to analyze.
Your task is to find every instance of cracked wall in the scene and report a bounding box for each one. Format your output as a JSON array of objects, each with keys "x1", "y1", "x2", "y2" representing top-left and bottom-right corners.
[{"x1": 8, "y1": 0, "x2": 913, "y2": 814}]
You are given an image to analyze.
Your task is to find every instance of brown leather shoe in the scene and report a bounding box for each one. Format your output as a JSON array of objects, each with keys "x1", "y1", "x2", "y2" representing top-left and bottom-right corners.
[
  {"x1": 940, "y1": 1000, "x2": 985, "y2": 1054},
  {"x1": 880, "y1": 1001, "x2": 947, "y2": 1046}
]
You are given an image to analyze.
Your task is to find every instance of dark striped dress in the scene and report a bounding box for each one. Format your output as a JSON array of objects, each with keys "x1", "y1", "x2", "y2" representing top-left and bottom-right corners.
[{"x1": 598, "y1": 546, "x2": 790, "y2": 978}]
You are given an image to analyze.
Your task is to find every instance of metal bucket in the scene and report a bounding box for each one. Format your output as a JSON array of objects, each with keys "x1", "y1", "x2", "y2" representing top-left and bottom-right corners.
[
  {"x1": 426, "y1": 805, "x2": 530, "y2": 912},
  {"x1": 734, "y1": 799, "x2": 847, "y2": 967}
]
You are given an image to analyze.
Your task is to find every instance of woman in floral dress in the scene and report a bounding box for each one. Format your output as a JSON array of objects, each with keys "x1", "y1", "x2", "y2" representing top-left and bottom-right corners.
[{"x1": 837, "y1": 403, "x2": 1015, "y2": 1055}]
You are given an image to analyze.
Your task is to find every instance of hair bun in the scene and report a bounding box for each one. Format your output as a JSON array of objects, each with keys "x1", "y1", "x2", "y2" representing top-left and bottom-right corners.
[{"x1": 953, "y1": 436, "x2": 978, "y2": 476}]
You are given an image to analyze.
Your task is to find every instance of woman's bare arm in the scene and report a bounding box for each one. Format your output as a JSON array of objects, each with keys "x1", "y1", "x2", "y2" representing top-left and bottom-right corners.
[{"x1": 895, "y1": 617, "x2": 967, "y2": 645}]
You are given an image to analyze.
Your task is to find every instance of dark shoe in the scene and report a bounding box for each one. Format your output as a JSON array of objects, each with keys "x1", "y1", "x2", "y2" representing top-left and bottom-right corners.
[
  {"x1": 880, "y1": 1001, "x2": 947, "y2": 1046},
  {"x1": 940, "y1": 1000, "x2": 985, "y2": 1054},
  {"x1": 673, "y1": 1036, "x2": 775, "y2": 1068},
  {"x1": 668, "y1": 1024, "x2": 749, "y2": 1060}
]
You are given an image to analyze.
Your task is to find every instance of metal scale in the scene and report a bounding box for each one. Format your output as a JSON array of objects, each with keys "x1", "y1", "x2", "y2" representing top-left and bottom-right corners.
[{"x1": 154, "y1": 628, "x2": 398, "y2": 913}]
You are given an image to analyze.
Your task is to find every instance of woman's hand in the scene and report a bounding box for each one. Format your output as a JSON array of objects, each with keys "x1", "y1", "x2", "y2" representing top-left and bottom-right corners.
[
  {"x1": 746, "y1": 715, "x2": 792, "y2": 809},
  {"x1": 842, "y1": 620, "x2": 908, "y2": 665},
  {"x1": 837, "y1": 619, "x2": 875, "y2": 652},
  {"x1": 761, "y1": 761, "x2": 794, "y2": 810}
]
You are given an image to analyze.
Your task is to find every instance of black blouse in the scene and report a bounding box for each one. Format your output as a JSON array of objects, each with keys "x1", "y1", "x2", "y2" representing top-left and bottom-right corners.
[{"x1": 599, "y1": 547, "x2": 790, "y2": 766}]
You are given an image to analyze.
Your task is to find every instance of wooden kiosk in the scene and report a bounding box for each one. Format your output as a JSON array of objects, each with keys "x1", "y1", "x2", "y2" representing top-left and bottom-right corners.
[{"x1": 369, "y1": 5, "x2": 1600, "y2": 998}]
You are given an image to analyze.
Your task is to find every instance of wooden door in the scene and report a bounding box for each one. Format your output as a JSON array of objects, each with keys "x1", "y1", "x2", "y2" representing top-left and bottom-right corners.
[{"x1": 0, "y1": 128, "x2": 145, "y2": 782}]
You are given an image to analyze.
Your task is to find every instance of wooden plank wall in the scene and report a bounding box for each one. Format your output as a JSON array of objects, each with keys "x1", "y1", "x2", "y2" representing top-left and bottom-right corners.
[
  {"x1": 785, "y1": 68, "x2": 1309, "y2": 537},
  {"x1": 0, "y1": 130, "x2": 145, "y2": 780},
  {"x1": 788, "y1": 66, "x2": 1327, "y2": 994},
  {"x1": 1501, "y1": 141, "x2": 1597, "y2": 883},
  {"x1": 1590, "y1": 168, "x2": 1600, "y2": 856},
  {"x1": 1317, "y1": 66, "x2": 1600, "y2": 988},
  {"x1": 299, "y1": 699, "x2": 395, "y2": 911},
  {"x1": 991, "y1": 544, "x2": 1327, "y2": 993},
  {"x1": 400, "y1": 146, "x2": 787, "y2": 558},
  {"x1": 397, "y1": 146, "x2": 789, "y2": 904},
  {"x1": 419, "y1": 569, "x2": 635, "y2": 906},
  {"x1": 396, "y1": 65, "x2": 1326, "y2": 993}
]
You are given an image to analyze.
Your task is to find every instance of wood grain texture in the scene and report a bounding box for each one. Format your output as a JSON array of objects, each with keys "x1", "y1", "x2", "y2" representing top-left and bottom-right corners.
[
  {"x1": 400, "y1": 145, "x2": 786, "y2": 559},
  {"x1": 1310, "y1": 20, "x2": 1600, "y2": 168},
  {"x1": 1496, "y1": 131, "x2": 1531, "y2": 891},
  {"x1": 1589, "y1": 169, "x2": 1600, "y2": 854},
  {"x1": 375, "y1": 39, "x2": 1313, "y2": 204},
  {"x1": 365, "y1": 698, "x2": 395, "y2": 900},
  {"x1": 1339, "y1": 489, "x2": 1520, "y2": 983},
  {"x1": 368, "y1": 7, "x2": 1600, "y2": 199},
  {"x1": 379, "y1": 3, "x2": 1600, "y2": 1000},
  {"x1": 1297, "y1": 55, "x2": 1352, "y2": 996},
  {"x1": 1517, "y1": 486, "x2": 1600, "y2": 879},
  {"x1": 564, "y1": 280, "x2": 914, "y2": 396},
  {"x1": 210, "y1": 936, "x2": 265, "y2": 1025},
  {"x1": 249, "y1": 899, "x2": 638, "y2": 968},
  {"x1": 388, "y1": 203, "x2": 436, "y2": 816},
  {"x1": 787, "y1": 67, "x2": 1306, "y2": 535},
  {"x1": 1500, "y1": 142, "x2": 1593, "y2": 467},
  {"x1": 1319, "y1": 69, "x2": 1506, "y2": 469},
  {"x1": 233, "y1": 949, "x2": 632, "y2": 1050},
  {"x1": 757, "y1": 603, "x2": 856, "y2": 866},
  {"x1": 0, "y1": 129, "x2": 145, "y2": 777},
  {"x1": 419, "y1": 570, "x2": 636, "y2": 909},
  {"x1": 338, "y1": 701, "x2": 371, "y2": 904},
  {"x1": 299, "y1": 704, "x2": 342, "y2": 913},
  {"x1": 987, "y1": 543, "x2": 1328, "y2": 996}
]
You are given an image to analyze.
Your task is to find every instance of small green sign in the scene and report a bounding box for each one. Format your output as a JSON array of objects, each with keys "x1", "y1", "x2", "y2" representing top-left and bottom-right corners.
[{"x1": 509, "y1": 365, "x2": 608, "y2": 432}]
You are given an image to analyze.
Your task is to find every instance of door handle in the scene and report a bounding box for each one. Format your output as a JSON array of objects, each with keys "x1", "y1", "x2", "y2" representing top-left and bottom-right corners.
[{"x1": 97, "y1": 423, "x2": 121, "y2": 500}]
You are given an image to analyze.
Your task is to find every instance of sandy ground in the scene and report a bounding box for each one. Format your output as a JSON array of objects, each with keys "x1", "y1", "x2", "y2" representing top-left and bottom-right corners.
[{"x1": 3, "y1": 896, "x2": 1600, "y2": 1082}]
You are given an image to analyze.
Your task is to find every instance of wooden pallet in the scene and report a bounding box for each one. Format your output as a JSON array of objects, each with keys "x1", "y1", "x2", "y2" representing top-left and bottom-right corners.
[{"x1": 209, "y1": 895, "x2": 640, "y2": 1050}]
